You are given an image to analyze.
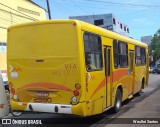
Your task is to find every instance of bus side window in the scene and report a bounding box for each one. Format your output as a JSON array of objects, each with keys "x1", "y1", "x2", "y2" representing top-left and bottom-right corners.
[
  {"x1": 135, "y1": 46, "x2": 146, "y2": 66},
  {"x1": 113, "y1": 40, "x2": 118, "y2": 68},
  {"x1": 83, "y1": 32, "x2": 102, "y2": 71},
  {"x1": 85, "y1": 53, "x2": 97, "y2": 70},
  {"x1": 118, "y1": 41, "x2": 128, "y2": 68}
]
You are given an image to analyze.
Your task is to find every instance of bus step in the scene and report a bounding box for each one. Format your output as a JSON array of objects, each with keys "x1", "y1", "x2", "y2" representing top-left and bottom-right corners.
[{"x1": 128, "y1": 94, "x2": 133, "y2": 99}]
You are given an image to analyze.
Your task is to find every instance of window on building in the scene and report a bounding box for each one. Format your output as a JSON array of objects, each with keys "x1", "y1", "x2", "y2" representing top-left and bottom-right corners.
[
  {"x1": 120, "y1": 23, "x2": 123, "y2": 29},
  {"x1": 113, "y1": 40, "x2": 118, "y2": 68},
  {"x1": 118, "y1": 42, "x2": 128, "y2": 67},
  {"x1": 94, "y1": 19, "x2": 104, "y2": 26},
  {"x1": 84, "y1": 32, "x2": 102, "y2": 71},
  {"x1": 113, "y1": 18, "x2": 116, "y2": 25},
  {"x1": 135, "y1": 46, "x2": 146, "y2": 66},
  {"x1": 127, "y1": 28, "x2": 129, "y2": 33},
  {"x1": 0, "y1": 42, "x2": 7, "y2": 53},
  {"x1": 124, "y1": 26, "x2": 126, "y2": 31}
]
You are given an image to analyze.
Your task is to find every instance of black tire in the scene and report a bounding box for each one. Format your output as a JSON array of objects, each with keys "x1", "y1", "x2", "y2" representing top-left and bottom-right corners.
[
  {"x1": 113, "y1": 89, "x2": 122, "y2": 113},
  {"x1": 137, "y1": 86, "x2": 142, "y2": 96},
  {"x1": 11, "y1": 109, "x2": 22, "y2": 117},
  {"x1": 137, "y1": 80, "x2": 144, "y2": 96}
]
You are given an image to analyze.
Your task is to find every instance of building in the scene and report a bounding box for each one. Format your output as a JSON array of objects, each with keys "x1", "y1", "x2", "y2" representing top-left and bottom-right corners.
[
  {"x1": 69, "y1": 13, "x2": 130, "y2": 37},
  {"x1": 0, "y1": 0, "x2": 46, "y2": 82},
  {"x1": 141, "y1": 35, "x2": 153, "y2": 58},
  {"x1": 141, "y1": 35, "x2": 153, "y2": 45},
  {"x1": 141, "y1": 35, "x2": 153, "y2": 66}
]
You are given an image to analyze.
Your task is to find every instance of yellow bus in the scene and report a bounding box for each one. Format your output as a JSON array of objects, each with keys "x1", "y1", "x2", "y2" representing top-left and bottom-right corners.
[{"x1": 7, "y1": 20, "x2": 149, "y2": 117}]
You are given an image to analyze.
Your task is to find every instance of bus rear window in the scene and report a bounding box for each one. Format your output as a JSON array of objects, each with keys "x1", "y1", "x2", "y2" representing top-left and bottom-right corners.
[{"x1": 83, "y1": 32, "x2": 102, "y2": 71}]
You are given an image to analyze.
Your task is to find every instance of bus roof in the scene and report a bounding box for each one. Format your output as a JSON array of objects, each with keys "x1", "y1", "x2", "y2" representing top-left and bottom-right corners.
[
  {"x1": 78, "y1": 20, "x2": 148, "y2": 48},
  {"x1": 8, "y1": 19, "x2": 148, "y2": 48}
]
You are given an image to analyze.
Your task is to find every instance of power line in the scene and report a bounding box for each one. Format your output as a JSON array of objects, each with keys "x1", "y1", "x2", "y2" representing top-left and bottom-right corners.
[
  {"x1": 61, "y1": 0, "x2": 160, "y2": 12},
  {"x1": 50, "y1": 1, "x2": 78, "y2": 16},
  {"x1": 55, "y1": 0, "x2": 88, "y2": 15},
  {"x1": 83, "y1": 0, "x2": 160, "y2": 8},
  {"x1": 70, "y1": 0, "x2": 88, "y2": 14}
]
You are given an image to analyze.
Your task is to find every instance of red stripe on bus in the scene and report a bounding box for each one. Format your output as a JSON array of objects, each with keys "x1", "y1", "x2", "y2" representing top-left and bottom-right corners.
[
  {"x1": 113, "y1": 68, "x2": 128, "y2": 82},
  {"x1": 90, "y1": 78, "x2": 106, "y2": 99}
]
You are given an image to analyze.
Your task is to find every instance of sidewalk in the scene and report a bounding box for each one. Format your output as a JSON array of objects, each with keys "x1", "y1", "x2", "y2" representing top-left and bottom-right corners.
[{"x1": 102, "y1": 88, "x2": 160, "y2": 127}]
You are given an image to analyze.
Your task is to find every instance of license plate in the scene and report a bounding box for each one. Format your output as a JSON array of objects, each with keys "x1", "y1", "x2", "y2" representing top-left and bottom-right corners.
[{"x1": 36, "y1": 91, "x2": 49, "y2": 97}]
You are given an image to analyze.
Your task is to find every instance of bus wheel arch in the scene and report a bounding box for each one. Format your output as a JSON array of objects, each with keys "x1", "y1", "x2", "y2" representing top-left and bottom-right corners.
[{"x1": 113, "y1": 85, "x2": 123, "y2": 113}]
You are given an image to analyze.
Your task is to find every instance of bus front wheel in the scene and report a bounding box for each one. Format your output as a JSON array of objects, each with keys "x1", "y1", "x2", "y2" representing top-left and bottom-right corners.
[{"x1": 113, "y1": 89, "x2": 122, "y2": 113}]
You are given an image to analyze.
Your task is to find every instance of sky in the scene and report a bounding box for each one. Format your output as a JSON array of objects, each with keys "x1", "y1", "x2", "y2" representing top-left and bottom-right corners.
[{"x1": 32, "y1": 0, "x2": 160, "y2": 40}]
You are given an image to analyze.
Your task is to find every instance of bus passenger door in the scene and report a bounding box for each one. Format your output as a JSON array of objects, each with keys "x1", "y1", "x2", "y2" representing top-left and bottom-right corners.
[
  {"x1": 104, "y1": 47, "x2": 111, "y2": 108},
  {"x1": 129, "y1": 50, "x2": 135, "y2": 95}
]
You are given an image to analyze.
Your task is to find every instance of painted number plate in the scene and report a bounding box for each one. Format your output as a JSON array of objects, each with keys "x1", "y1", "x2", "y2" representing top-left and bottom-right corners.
[{"x1": 34, "y1": 91, "x2": 52, "y2": 103}]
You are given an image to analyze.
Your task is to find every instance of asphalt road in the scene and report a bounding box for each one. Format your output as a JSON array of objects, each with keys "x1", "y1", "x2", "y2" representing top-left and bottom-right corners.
[{"x1": 2, "y1": 73, "x2": 160, "y2": 127}]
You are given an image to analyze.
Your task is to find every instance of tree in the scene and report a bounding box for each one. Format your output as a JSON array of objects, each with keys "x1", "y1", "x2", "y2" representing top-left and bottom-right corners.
[{"x1": 150, "y1": 28, "x2": 160, "y2": 64}]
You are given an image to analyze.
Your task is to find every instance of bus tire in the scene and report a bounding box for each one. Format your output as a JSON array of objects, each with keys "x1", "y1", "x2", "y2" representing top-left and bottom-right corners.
[
  {"x1": 113, "y1": 89, "x2": 122, "y2": 113},
  {"x1": 137, "y1": 86, "x2": 142, "y2": 96},
  {"x1": 137, "y1": 79, "x2": 144, "y2": 96},
  {"x1": 11, "y1": 110, "x2": 22, "y2": 117}
]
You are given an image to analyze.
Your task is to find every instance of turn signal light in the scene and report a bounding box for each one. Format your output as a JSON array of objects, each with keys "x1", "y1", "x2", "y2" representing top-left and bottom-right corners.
[
  {"x1": 9, "y1": 82, "x2": 13, "y2": 87},
  {"x1": 75, "y1": 83, "x2": 81, "y2": 90}
]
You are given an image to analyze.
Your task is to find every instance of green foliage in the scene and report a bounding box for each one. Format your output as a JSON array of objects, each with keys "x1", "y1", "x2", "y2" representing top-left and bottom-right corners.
[{"x1": 150, "y1": 28, "x2": 160, "y2": 62}]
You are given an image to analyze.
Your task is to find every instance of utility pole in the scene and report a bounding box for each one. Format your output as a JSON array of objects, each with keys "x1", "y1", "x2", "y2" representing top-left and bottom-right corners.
[{"x1": 46, "y1": 0, "x2": 51, "y2": 19}]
